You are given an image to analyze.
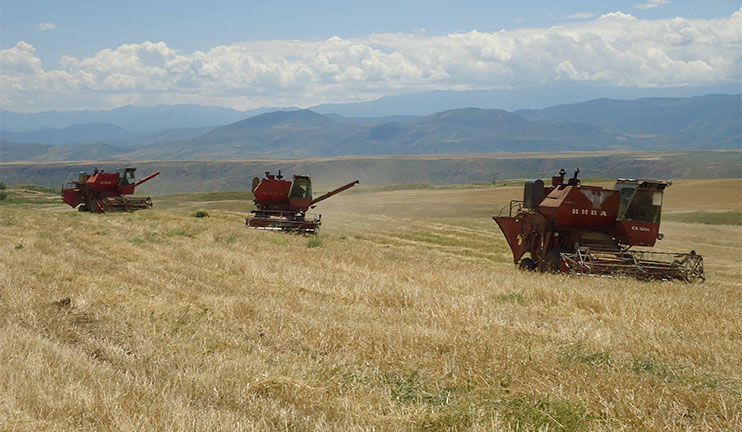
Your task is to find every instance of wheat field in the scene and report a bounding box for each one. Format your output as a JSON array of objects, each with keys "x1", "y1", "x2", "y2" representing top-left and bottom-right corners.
[{"x1": 0, "y1": 179, "x2": 740, "y2": 431}]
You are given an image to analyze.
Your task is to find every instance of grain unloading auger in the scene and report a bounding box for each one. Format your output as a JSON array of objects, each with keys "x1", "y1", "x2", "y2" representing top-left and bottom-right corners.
[
  {"x1": 246, "y1": 170, "x2": 359, "y2": 234},
  {"x1": 62, "y1": 167, "x2": 160, "y2": 213},
  {"x1": 493, "y1": 169, "x2": 704, "y2": 282}
]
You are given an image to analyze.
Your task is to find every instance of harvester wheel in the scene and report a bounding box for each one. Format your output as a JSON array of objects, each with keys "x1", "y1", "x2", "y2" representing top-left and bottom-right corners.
[
  {"x1": 519, "y1": 258, "x2": 536, "y2": 271},
  {"x1": 78, "y1": 204, "x2": 88, "y2": 212},
  {"x1": 543, "y1": 248, "x2": 564, "y2": 273}
]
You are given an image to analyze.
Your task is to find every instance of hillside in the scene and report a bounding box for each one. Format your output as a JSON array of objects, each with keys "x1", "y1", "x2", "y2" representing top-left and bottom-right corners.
[
  {"x1": 0, "y1": 104, "x2": 270, "y2": 133},
  {"x1": 1, "y1": 179, "x2": 740, "y2": 430},
  {"x1": 77, "y1": 108, "x2": 618, "y2": 161},
  {"x1": 329, "y1": 108, "x2": 616, "y2": 155},
  {"x1": 175, "y1": 110, "x2": 360, "y2": 158},
  {"x1": 517, "y1": 94, "x2": 742, "y2": 148},
  {"x1": 0, "y1": 123, "x2": 131, "y2": 146},
  {"x1": 1, "y1": 151, "x2": 739, "y2": 195},
  {"x1": 0, "y1": 141, "x2": 129, "y2": 163},
  {"x1": 309, "y1": 83, "x2": 742, "y2": 116},
  {"x1": 1, "y1": 94, "x2": 739, "y2": 161}
]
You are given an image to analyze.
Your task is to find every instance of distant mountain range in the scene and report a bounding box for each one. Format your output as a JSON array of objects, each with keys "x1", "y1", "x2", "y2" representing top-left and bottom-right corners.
[
  {"x1": 1, "y1": 93, "x2": 739, "y2": 162},
  {"x1": 0, "y1": 104, "x2": 282, "y2": 134},
  {"x1": 0, "y1": 123, "x2": 132, "y2": 146},
  {"x1": 517, "y1": 94, "x2": 741, "y2": 149},
  {"x1": 309, "y1": 83, "x2": 742, "y2": 117}
]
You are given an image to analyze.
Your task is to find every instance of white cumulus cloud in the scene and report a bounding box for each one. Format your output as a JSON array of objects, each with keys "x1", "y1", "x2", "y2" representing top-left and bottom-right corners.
[
  {"x1": 1, "y1": 10, "x2": 740, "y2": 111},
  {"x1": 37, "y1": 22, "x2": 56, "y2": 31}
]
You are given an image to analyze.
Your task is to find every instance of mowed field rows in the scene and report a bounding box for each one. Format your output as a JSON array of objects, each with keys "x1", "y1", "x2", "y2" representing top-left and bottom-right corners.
[{"x1": 0, "y1": 179, "x2": 740, "y2": 431}]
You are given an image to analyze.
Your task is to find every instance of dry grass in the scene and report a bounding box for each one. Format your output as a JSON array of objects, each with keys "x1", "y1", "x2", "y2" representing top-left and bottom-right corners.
[{"x1": 0, "y1": 179, "x2": 740, "y2": 431}]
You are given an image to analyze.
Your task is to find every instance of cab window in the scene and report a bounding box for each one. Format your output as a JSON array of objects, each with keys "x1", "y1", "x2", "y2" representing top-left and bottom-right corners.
[
  {"x1": 617, "y1": 188, "x2": 635, "y2": 219},
  {"x1": 621, "y1": 189, "x2": 663, "y2": 223},
  {"x1": 290, "y1": 179, "x2": 312, "y2": 199},
  {"x1": 120, "y1": 170, "x2": 136, "y2": 185}
]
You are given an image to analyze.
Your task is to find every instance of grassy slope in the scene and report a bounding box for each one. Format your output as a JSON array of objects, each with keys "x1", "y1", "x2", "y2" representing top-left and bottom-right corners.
[
  {"x1": 0, "y1": 184, "x2": 60, "y2": 205},
  {"x1": 0, "y1": 179, "x2": 740, "y2": 431},
  {"x1": 1, "y1": 150, "x2": 740, "y2": 194}
]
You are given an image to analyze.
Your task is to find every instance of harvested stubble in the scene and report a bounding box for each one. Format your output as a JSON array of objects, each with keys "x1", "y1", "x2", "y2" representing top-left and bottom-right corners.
[{"x1": 0, "y1": 181, "x2": 740, "y2": 431}]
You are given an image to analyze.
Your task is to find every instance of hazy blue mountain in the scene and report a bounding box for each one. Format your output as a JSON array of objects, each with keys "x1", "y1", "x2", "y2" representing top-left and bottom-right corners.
[
  {"x1": 39, "y1": 142, "x2": 128, "y2": 162},
  {"x1": 1, "y1": 94, "x2": 739, "y2": 162},
  {"x1": 333, "y1": 108, "x2": 617, "y2": 155},
  {"x1": 310, "y1": 83, "x2": 742, "y2": 117},
  {"x1": 0, "y1": 140, "x2": 51, "y2": 162},
  {"x1": 145, "y1": 109, "x2": 360, "y2": 159},
  {"x1": 0, "y1": 104, "x2": 290, "y2": 133},
  {"x1": 516, "y1": 94, "x2": 740, "y2": 132},
  {"x1": 211, "y1": 109, "x2": 332, "y2": 131},
  {"x1": 323, "y1": 113, "x2": 421, "y2": 124},
  {"x1": 1, "y1": 123, "x2": 226, "y2": 149},
  {"x1": 5, "y1": 83, "x2": 738, "y2": 135},
  {"x1": 516, "y1": 94, "x2": 742, "y2": 148},
  {"x1": 0, "y1": 140, "x2": 127, "y2": 162},
  {"x1": 110, "y1": 125, "x2": 221, "y2": 148},
  {"x1": 118, "y1": 107, "x2": 620, "y2": 160},
  {"x1": 1, "y1": 123, "x2": 131, "y2": 145}
]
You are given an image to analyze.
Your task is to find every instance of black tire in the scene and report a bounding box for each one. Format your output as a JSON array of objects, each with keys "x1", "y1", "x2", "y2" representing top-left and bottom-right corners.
[
  {"x1": 519, "y1": 257, "x2": 536, "y2": 271},
  {"x1": 78, "y1": 204, "x2": 88, "y2": 212},
  {"x1": 543, "y1": 248, "x2": 564, "y2": 273}
]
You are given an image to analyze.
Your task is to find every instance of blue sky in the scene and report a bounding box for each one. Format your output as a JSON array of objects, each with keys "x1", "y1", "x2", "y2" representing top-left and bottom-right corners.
[
  {"x1": 1, "y1": 1, "x2": 740, "y2": 112},
  {"x1": 3, "y1": 1, "x2": 739, "y2": 68}
]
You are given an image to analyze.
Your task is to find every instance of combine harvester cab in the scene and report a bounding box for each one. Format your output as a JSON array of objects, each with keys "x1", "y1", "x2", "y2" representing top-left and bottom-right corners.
[
  {"x1": 246, "y1": 170, "x2": 359, "y2": 234},
  {"x1": 493, "y1": 169, "x2": 704, "y2": 282},
  {"x1": 61, "y1": 167, "x2": 160, "y2": 213}
]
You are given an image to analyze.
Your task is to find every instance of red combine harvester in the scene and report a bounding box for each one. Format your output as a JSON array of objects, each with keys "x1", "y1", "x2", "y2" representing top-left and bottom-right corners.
[
  {"x1": 62, "y1": 167, "x2": 160, "y2": 213},
  {"x1": 246, "y1": 170, "x2": 359, "y2": 234},
  {"x1": 493, "y1": 169, "x2": 704, "y2": 282}
]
